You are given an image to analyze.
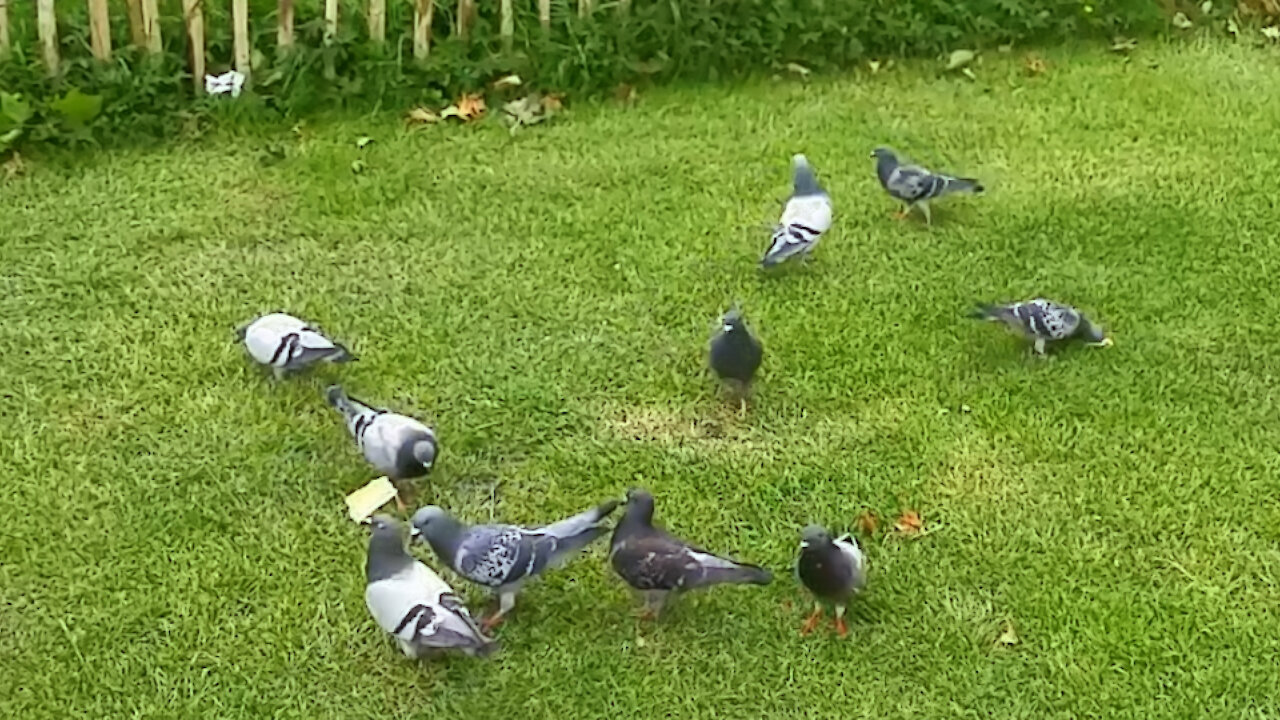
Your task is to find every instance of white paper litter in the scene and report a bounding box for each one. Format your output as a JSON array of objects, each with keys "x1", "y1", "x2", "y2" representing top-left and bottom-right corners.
[{"x1": 205, "y1": 71, "x2": 246, "y2": 98}]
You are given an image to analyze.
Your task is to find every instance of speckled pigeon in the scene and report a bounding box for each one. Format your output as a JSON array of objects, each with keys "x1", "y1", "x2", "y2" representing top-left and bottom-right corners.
[
  {"x1": 327, "y1": 385, "x2": 439, "y2": 510},
  {"x1": 411, "y1": 499, "x2": 620, "y2": 630},
  {"x1": 609, "y1": 488, "x2": 772, "y2": 619},
  {"x1": 968, "y1": 298, "x2": 1111, "y2": 355},
  {"x1": 364, "y1": 515, "x2": 497, "y2": 659},
  {"x1": 761, "y1": 154, "x2": 833, "y2": 267},
  {"x1": 871, "y1": 147, "x2": 983, "y2": 225},
  {"x1": 237, "y1": 312, "x2": 353, "y2": 379},
  {"x1": 796, "y1": 525, "x2": 867, "y2": 637}
]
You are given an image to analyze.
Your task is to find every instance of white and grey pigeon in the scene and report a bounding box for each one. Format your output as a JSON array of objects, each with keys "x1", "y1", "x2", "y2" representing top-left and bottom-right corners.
[
  {"x1": 327, "y1": 386, "x2": 439, "y2": 511},
  {"x1": 411, "y1": 499, "x2": 621, "y2": 630},
  {"x1": 364, "y1": 514, "x2": 497, "y2": 659},
  {"x1": 237, "y1": 312, "x2": 353, "y2": 379},
  {"x1": 796, "y1": 525, "x2": 867, "y2": 637},
  {"x1": 609, "y1": 488, "x2": 772, "y2": 619},
  {"x1": 871, "y1": 147, "x2": 983, "y2": 225},
  {"x1": 761, "y1": 154, "x2": 833, "y2": 268},
  {"x1": 968, "y1": 298, "x2": 1111, "y2": 355}
]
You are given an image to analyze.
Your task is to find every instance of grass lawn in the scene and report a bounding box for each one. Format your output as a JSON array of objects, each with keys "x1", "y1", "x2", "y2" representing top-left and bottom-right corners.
[{"x1": 3, "y1": 39, "x2": 1280, "y2": 719}]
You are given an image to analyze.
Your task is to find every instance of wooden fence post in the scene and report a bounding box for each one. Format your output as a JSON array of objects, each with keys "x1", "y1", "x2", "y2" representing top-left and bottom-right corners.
[
  {"x1": 233, "y1": 0, "x2": 250, "y2": 76},
  {"x1": 368, "y1": 0, "x2": 385, "y2": 41},
  {"x1": 458, "y1": 0, "x2": 474, "y2": 39},
  {"x1": 88, "y1": 0, "x2": 112, "y2": 60},
  {"x1": 183, "y1": 0, "x2": 204, "y2": 91},
  {"x1": 278, "y1": 0, "x2": 294, "y2": 47},
  {"x1": 0, "y1": 0, "x2": 11, "y2": 59},
  {"x1": 324, "y1": 0, "x2": 338, "y2": 41},
  {"x1": 412, "y1": 0, "x2": 433, "y2": 59},
  {"x1": 578, "y1": 0, "x2": 592, "y2": 17},
  {"x1": 499, "y1": 0, "x2": 512, "y2": 49},
  {"x1": 126, "y1": 0, "x2": 146, "y2": 47},
  {"x1": 141, "y1": 0, "x2": 162, "y2": 52},
  {"x1": 538, "y1": 0, "x2": 549, "y2": 32},
  {"x1": 36, "y1": 0, "x2": 58, "y2": 73}
]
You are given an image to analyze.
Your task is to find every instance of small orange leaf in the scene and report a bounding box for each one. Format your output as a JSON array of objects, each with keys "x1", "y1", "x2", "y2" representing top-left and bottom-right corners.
[
  {"x1": 406, "y1": 107, "x2": 441, "y2": 124},
  {"x1": 455, "y1": 93, "x2": 486, "y2": 121},
  {"x1": 1024, "y1": 54, "x2": 1047, "y2": 75},
  {"x1": 541, "y1": 93, "x2": 564, "y2": 113},
  {"x1": 894, "y1": 510, "x2": 923, "y2": 534},
  {"x1": 855, "y1": 511, "x2": 880, "y2": 535}
]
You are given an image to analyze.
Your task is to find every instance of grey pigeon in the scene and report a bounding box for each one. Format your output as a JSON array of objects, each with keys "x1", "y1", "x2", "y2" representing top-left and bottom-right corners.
[
  {"x1": 364, "y1": 514, "x2": 497, "y2": 659},
  {"x1": 796, "y1": 525, "x2": 867, "y2": 637},
  {"x1": 237, "y1": 312, "x2": 353, "y2": 379},
  {"x1": 761, "y1": 154, "x2": 833, "y2": 267},
  {"x1": 411, "y1": 499, "x2": 621, "y2": 629},
  {"x1": 708, "y1": 306, "x2": 763, "y2": 414},
  {"x1": 609, "y1": 488, "x2": 772, "y2": 619},
  {"x1": 968, "y1": 298, "x2": 1111, "y2": 355},
  {"x1": 871, "y1": 147, "x2": 983, "y2": 225},
  {"x1": 327, "y1": 386, "x2": 439, "y2": 510}
]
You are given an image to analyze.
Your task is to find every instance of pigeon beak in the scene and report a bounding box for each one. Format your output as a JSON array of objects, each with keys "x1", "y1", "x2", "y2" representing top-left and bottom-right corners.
[
  {"x1": 722, "y1": 324, "x2": 733, "y2": 333},
  {"x1": 408, "y1": 526, "x2": 421, "y2": 538},
  {"x1": 799, "y1": 540, "x2": 810, "y2": 548}
]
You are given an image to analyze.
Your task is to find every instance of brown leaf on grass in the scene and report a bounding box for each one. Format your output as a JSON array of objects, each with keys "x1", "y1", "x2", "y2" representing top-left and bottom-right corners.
[
  {"x1": 406, "y1": 107, "x2": 441, "y2": 125},
  {"x1": 441, "y1": 93, "x2": 486, "y2": 122},
  {"x1": 541, "y1": 94, "x2": 564, "y2": 113},
  {"x1": 1024, "y1": 54, "x2": 1047, "y2": 75},
  {"x1": 491, "y1": 74, "x2": 523, "y2": 90},
  {"x1": 855, "y1": 511, "x2": 880, "y2": 535},
  {"x1": 997, "y1": 622, "x2": 1020, "y2": 646},
  {"x1": 894, "y1": 510, "x2": 923, "y2": 534}
]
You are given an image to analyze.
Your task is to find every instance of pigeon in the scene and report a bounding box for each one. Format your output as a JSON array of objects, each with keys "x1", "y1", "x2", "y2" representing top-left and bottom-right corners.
[
  {"x1": 708, "y1": 306, "x2": 763, "y2": 414},
  {"x1": 796, "y1": 525, "x2": 867, "y2": 637},
  {"x1": 236, "y1": 312, "x2": 353, "y2": 379},
  {"x1": 609, "y1": 488, "x2": 772, "y2": 619},
  {"x1": 968, "y1": 298, "x2": 1112, "y2": 355},
  {"x1": 363, "y1": 514, "x2": 497, "y2": 659},
  {"x1": 871, "y1": 147, "x2": 983, "y2": 225},
  {"x1": 761, "y1": 154, "x2": 833, "y2": 267},
  {"x1": 327, "y1": 385, "x2": 439, "y2": 511},
  {"x1": 411, "y1": 499, "x2": 621, "y2": 630}
]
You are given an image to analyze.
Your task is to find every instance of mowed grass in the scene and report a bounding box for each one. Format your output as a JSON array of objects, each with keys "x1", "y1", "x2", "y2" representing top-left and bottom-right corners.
[{"x1": 3, "y1": 39, "x2": 1280, "y2": 719}]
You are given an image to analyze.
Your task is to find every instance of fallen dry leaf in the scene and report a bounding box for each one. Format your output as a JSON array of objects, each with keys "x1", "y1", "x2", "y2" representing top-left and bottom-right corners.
[
  {"x1": 1024, "y1": 54, "x2": 1047, "y2": 75},
  {"x1": 441, "y1": 93, "x2": 486, "y2": 122},
  {"x1": 997, "y1": 622, "x2": 1020, "y2": 646},
  {"x1": 855, "y1": 511, "x2": 880, "y2": 535},
  {"x1": 406, "y1": 107, "x2": 441, "y2": 124},
  {"x1": 542, "y1": 94, "x2": 564, "y2": 113},
  {"x1": 2, "y1": 152, "x2": 26, "y2": 180},
  {"x1": 491, "y1": 74, "x2": 523, "y2": 90},
  {"x1": 894, "y1": 510, "x2": 923, "y2": 534},
  {"x1": 785, "y1": 62, "x2": 811, "y2": 79}
]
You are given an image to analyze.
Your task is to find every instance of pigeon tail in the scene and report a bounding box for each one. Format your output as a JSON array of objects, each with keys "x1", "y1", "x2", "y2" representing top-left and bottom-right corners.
[
  {"x1": 944, "y1": 176, "x2": 984, "y2": 195},
  {"x1": 701, "y1": 562, "x2": 773, "y2": 587},
  {"x1": 325, "y1": 385, "x2": 351, "y2": 411},
  {"x1": 538, "y1": 499, "x2": 621, "y2": 567},
  {"x1": 328, "y1": 344, "x2": 356, "y2": 363},
  {"x1": 791, "y1": 155, "x2": 824, "y2": 197},
  {"x1": 967, "y1": 304, "x2": 1008, "y2": 321}
]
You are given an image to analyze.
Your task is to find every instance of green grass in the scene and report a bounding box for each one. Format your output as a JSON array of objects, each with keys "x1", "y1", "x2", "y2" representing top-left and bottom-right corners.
[{"x1": 4, "y1": 38, "x2": 1280, "y2": 719}]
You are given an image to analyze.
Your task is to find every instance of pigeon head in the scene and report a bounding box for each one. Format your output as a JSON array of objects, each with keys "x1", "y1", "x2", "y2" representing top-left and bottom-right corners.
[
  {"x1": 721, "y1": 307, "x2": 746, "y2": 334},
  {"x1": 791, "y1": 154, "x2": 823, "y2": 197},
  {"x1": 366, "y1": 515, "x2": 412, "y2": 583},
  {"x1": 799, "y1": 524, "x2": 832, "y2": 548},
  {"x1": 1077, "y1": 318, "x2": 1110, "y2": 346},
  {"x1": 412, "y1": 438, "x2": 438, "y2": 468},
  {"x1": 369, "y1": 514, "x2": 402, "y2": 535},
  {"x1": 623, "y1": 488, "x2": 656, "y2": 524},
  {"x1": 870, "y1": 147, "x2": 895, "y2": 161}
]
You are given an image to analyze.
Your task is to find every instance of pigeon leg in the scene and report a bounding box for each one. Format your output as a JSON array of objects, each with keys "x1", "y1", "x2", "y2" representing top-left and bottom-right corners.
[
  {"x1": 919, "y1": 201, "x2": 932, "y2": 226},
  {"x1": 639, "y1": 590, "x2": 667, "y2": 620},
  {"x1": 392, "y1": 482, "x2": 409, "y2": 515},
  {"x1": 892, "y1": 205, "x2": 910, "y2": 221},
  {"x1": 800, "y1": 603, "x2": 823, "y2": 635},
  {"x1": 1033, "y1": 338, "x2": 1047, "y2": 356},
  {"x1": 482, "y1": 591, "x2": 517, "y2": 632},
  {"x1": 834, "y1": 604, "x2": 848, "y2": 637},
  {"x1": 272, "y1": 366, "x2": 286, "y2": 382}
]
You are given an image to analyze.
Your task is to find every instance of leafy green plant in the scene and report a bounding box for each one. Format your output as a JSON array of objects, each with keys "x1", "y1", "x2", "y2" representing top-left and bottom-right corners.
[{"x1": 0, "y1": 92, "x2": 34, "y2": 153}]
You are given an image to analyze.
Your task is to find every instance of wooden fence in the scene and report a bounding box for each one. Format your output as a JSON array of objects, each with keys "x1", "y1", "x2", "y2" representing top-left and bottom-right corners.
[{"x1": 0, "y1": 0, "x2": 602, "y2": 90}]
